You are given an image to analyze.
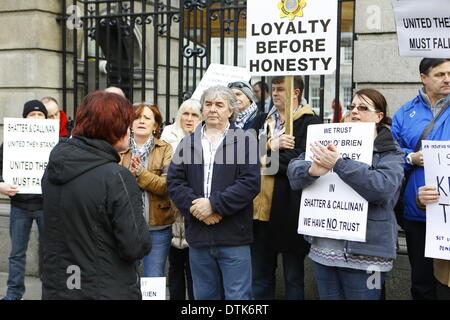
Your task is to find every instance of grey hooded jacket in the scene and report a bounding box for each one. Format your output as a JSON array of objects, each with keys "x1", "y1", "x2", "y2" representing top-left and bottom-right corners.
[{"x1": 287, "y1": 126, "x2": 404, "y2": 259}]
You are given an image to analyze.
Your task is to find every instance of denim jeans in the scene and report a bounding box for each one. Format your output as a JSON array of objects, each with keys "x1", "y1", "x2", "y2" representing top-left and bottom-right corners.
[
  {"x1": 6, "y1": 206, "x2": 44, "y2": 299},
  {"x1": 313, "y1": 261, "x2": 386, "y2": 300},
  {"x1": 251, "y1": 221, "x2": 306, "y2": 300},
  {"x1": 189, "y1": 245, "x2": 252, "y2": 300},
  {"x1": 143, "y1": 227, "x2": 172, "y2": 277}
]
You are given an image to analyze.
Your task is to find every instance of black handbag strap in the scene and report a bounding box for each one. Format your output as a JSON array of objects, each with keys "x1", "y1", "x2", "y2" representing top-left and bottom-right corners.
[{"x1": 414, "y1": 104, "x2": 448, "y2": 152}]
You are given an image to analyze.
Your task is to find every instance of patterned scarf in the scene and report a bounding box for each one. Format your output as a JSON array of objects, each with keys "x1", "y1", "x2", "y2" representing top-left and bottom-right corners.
[
  {"x1": 267, "y1": 106, "x2": 285, "y2": 137},
  {"x1": 130, "y1": 136, "x2": 155, "y2": 165},
  {"x1": 235, "y1": 102, "x2": 258, "y2": 129},
  {"x1": 130, "y1": 136, "x2": 154, "y2": 224}
]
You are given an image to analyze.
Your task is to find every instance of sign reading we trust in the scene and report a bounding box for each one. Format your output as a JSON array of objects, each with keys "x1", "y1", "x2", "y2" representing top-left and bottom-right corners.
[
  {"x1": 423, "y1": 141, "x2": 450, "y2": 260},
  {"x1": 3, "y1": 118, "x2": 59, "y2": 194},
  {"x1": 246, "y1": 0, "x2": 337, "y2": 76},
  {"x1": 298, "y1": 123, "x2": 375, "y2": 242},
  {"x1": 392, "y1": 0, "x2": 450, "y2": 58}
]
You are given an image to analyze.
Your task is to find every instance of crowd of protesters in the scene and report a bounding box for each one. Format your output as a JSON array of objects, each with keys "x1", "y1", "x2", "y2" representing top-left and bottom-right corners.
[{"x1": 0, "y1": 58, "x2": 449, "y2": 300}]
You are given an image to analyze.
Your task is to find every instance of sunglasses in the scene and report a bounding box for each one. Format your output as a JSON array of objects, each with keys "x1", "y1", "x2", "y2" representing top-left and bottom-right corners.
[
  {"x1": 346, "y1": 104, "x2": 378, "y2": 112},
  {"x1": 227, "y1": 82, "x2": 250, "y2": 90}
]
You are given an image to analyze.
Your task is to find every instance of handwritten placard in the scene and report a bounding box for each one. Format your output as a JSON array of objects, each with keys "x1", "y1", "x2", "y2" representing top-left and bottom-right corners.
[{"x1": 423, "y1": 140, "x2": 450, "y2": 260}]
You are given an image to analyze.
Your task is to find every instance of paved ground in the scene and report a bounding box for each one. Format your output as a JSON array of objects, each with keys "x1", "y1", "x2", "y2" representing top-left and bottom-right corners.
[{"x1": 0, "y1": 272, "x2": 42, "y2": 300}]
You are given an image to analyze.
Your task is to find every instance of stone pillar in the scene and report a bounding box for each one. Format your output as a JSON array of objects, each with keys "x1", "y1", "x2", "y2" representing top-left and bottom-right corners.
[
  {"x1": 0, "y1": 0, "x2": 65, "y2": 276},
  {"x1": 0, "y1": 0, "x2": 65, "y2": 143},
  {"x1": 353, "y1": 0, "x2": 422, "y2": 115}
]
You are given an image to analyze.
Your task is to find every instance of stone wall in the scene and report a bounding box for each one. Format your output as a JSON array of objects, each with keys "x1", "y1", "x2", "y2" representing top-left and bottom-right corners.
[
  {"x1": 0, "y1": 0, "x2": 66, "y2": 143},
  {"x1": 354, "y1": 0, "x2": 422, "y2": 115}
]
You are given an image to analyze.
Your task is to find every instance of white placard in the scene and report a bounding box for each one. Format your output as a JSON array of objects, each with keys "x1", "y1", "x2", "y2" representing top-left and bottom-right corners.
[
  {"x1": 246, "y1": 0, "x2": 338, "y2": 76},
  {"x1": 191, "y1": 63, "x2": 251, "y2": 101},
  {"x1": 298, "y1": 123, "x2": 375, "y2": 242},
  {"x1": 2, "y1": 118, "x2": 59, "y2": 194},
  {"x1": 423, "y1": 141, "x2": 450, "y2": 260},
  {"x1": 140, "y1": 277, "x2": 166, "y2": 300},
  {"x1": 392, "y1": 0, "x2": 450, "y2": 58}
]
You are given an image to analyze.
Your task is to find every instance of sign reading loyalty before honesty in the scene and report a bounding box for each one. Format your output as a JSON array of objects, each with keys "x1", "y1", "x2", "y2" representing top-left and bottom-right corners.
[
  {"x1": 141, "y1": 277, "x2": 166, "y2": 300},
  {"x1": 298, "y1": 122, "x2": 375, "y2": 242},
  {"x1": 246, "y1": 0, "x2": 338, "y2": 75},
  {"x1": 423, "y1": 141, "x2": 450, "y2": 260},
  {"x1": 2, "y1": 118, "x2": 59, "y2": 194},
  {"x1": 191, "y1": 63, "x2": 251, "y2": 101},
  {"x1": 392, "y1": 0, "x2": 450, "y2": 58}
]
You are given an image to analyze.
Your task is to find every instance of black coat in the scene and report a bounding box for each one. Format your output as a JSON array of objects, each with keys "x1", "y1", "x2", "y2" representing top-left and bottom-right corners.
[
  {"x1": 41, "y1": 135, "x2": 151, "y2": 300},
  {"x1": 254, "y1": 111, "x2": 322, "y2": 254}
]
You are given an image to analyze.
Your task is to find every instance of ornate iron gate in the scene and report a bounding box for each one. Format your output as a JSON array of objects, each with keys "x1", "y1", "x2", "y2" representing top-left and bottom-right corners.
[{"x1": 60, "y1": 0, "x2": 354, "y2": 124}]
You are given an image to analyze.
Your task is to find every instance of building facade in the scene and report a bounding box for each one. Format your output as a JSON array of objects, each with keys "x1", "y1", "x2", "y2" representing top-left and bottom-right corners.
[{"x1": 0, "y1": 0, "x2": 416, "y2": 298}]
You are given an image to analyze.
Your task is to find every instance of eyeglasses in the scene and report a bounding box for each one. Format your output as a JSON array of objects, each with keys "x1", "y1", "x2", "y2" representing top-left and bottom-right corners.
[{"x1": 346, "y1": 104, "x2": 378, "y2": 112}]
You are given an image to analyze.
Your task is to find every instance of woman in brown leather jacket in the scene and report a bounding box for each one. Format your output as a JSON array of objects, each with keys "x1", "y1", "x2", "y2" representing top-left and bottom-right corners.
[{"x1": 120, "y1": 103, "x2": 174, "y2": 277}]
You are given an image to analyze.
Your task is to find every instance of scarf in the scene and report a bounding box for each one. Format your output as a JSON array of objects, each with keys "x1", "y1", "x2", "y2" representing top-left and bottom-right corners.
[
  {"x1": 235, "y1": 102, "x2": 258, "y2": 129},
  {"x1": 130, "y1": 136, "x2": 155, "y2": 224},
  {"x1": 130, "y1": 136, "x2": 155, "y2": 165},
  {"x1": 266, "y1": 106, "x2": 285, "y2": 137}
]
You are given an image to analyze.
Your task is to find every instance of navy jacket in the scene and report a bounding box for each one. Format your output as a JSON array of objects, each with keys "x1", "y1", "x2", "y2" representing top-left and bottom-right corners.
[{"x1": 167, "y1": 123, "x2": 261, "y2": 248}]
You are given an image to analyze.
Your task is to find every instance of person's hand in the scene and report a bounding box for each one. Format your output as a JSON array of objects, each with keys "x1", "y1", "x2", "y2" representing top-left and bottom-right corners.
[
  {"x1": 203, "y1": 213, "x2": 223, "y2": 225},
  {"x1": 0, "y1": 182, "x2": 19, "y2": 196},
  {"x1": 410, "y1": 151, "x2": 423, "y2": 167},
  {"x1": 131, "y1": 155, "x2": 144, "y2": 176},
  {"x1": 310, "y1": 142, "x2": 340, "y2": 170},
  {"x1": 270, "y1": 134, "x2": 295, "y2": 151},
  {"x1": 418, "y1": 185, "x2": 440, "y2": 206},
  {"x1": 308, "y1": 161, "x2": 330, "y2": 177},
  {"x1": 190, "y1": 198, "x2": 213, "y2": 221}
]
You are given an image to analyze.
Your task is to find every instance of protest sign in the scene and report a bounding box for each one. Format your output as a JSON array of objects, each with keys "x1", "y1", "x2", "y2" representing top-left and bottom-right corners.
[
  {"x1": 423, "y1": 141, "x2": 450, "y2": 260},
  {"x1": 392, "y1": 0, "x2": 450, "y2": 58},
  {"x1": 140, "y1": 277, "x2": 166, "y2": 300},
  {"x1": 298, "y1": 122, "x2": 375, "y2": 242},
  {"x1": 191, "y1": 63, "x2": 251, "y2": 101},
  {"x1": 246, "y1": 0, "x2": 338, "y2": 76},
  {"x1": 2, "y1": 118, "x2": 59, "y2": 194}
]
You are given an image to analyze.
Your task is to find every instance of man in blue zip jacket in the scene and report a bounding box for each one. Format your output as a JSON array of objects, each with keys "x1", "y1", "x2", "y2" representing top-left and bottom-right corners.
[
  {"x1": 167, "y1": 85, "x2": 261, "y2": 300},
  {"x1": 392, "y1": 58, "x2": 450, "y2": 300}
]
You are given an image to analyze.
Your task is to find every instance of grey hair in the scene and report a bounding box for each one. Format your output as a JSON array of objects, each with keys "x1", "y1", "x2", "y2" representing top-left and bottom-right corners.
[
  {"x1": 200, "y1": 85, "x2": 238, "y2": 122},
  {"x1": 175, "y1": 99, "x2": 202, "y2": 131}
]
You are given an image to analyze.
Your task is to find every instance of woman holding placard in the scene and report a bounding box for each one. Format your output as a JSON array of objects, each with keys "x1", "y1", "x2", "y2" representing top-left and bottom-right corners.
[{"x1": 287, "y1": 89, "x2": 404, "y2": 300}]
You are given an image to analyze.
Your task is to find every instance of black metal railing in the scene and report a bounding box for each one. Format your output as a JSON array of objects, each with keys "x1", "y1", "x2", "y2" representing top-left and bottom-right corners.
[{"x1": 60, "y1": 0, "x2": 355, "y2": 124}]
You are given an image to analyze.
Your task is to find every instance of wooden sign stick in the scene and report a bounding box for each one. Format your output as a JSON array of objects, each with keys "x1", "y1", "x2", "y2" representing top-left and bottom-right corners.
[{"x1": 284, "y1": 76, "x2": 294, "y2": 136}]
